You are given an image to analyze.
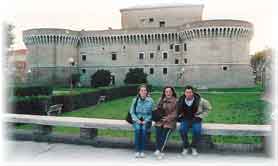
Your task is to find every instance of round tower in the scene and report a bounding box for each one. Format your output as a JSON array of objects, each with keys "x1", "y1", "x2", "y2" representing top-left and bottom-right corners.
[
  {"x1": 23, "y1": 28, "x2": 79, "y2": 84},
  {"x1": 179, "y1": 20, "x2": 254, "y2": 87}
]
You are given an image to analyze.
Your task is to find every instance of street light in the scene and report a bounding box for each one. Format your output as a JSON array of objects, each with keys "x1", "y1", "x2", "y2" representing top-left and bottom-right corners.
[
  {"x1": 68, "y1": 57, "x2": 75, "y2": 91},
  {"x1": 177, "y1": 67, "x2": 185, "y2": 86},
  {"x1": 26, "y1": 69, "x2": 33, "y2": 85}
]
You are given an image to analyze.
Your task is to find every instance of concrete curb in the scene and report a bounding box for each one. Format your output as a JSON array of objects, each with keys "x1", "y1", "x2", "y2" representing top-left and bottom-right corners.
[{"x1": 6, "y1": 129, "x2": 264, "y2": 154}]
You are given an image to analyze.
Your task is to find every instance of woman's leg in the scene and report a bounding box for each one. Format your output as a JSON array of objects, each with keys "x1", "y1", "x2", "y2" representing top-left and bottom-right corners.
[
  {"x1": 140, "y1": 124, "x2": 147, "y2": 152},
  {"x1": 179, "y1": 120, "x2": 190, "y2": 149},
  {"x1": 155, "y1": 126, "x2": 163, "y2": 151},
  {"x1": 161, "y1": 128, "x2": 172, "y2": 152},
  {"x1": 133, "y1": 123, "x2": 141, "y2": 152}
]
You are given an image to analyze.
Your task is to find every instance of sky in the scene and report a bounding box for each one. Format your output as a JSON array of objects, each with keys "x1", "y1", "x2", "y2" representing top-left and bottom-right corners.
[{"x1": 1, "y1": 0, "x2": 274, "y2": 54}]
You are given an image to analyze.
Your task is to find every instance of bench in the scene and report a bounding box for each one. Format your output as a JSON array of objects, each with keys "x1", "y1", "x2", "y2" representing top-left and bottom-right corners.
[
  {"x1": 46, "y1": 104, "x2": 63, "y2": 116},
  {"x1": 4, "y1": 113, "x2": 273, "y2": 153},
  {"x1": 97, "y1": 96, "x2": 106, "y2": 104}
]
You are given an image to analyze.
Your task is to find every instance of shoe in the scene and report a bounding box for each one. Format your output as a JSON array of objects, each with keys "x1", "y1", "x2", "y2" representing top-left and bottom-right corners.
[
  {"x1": 154, "y1": 150, "x2": 160, "y2": 156},
  {"x1": 156, "y1": 154, "x2": 163, "y2": 160},
  {"x1": 191, "y1": 148, "x2": 198, "y2": 156},
  {"x1": 140, "y1": 152, "x2": 145, "y2": 158},
  {"x1": 181, "y1": 148, "x2": 188, "y2": 156},
  {"x1": 135, "y1": 152, "x2": 140, "y2": 158}
]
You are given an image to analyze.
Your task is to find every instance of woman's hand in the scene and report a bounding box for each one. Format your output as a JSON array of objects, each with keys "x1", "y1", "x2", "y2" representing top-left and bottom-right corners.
[
  {"x1": 161, "y1": 116, "x2": 167, "y2": 122},
  {"x1": 137, "y1": 120, "x2": 145, "y2": 124}
]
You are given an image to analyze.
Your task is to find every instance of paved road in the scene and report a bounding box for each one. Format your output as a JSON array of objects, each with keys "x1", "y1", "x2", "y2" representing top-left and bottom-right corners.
[{"x1": 3, "y1": 140, "x2": 276, "y2": 166}]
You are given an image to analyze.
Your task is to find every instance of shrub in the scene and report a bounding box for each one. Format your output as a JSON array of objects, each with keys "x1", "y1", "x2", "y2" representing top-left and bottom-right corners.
[
  {"x1": 90, "y1": 70, "x2": 111, "y2": 88},
  {"x1": 8, "y1": 95, "x2": 51, "y2": 115},
  {"x1": 13, "y1": 86, "x2": 53, "y2": 96},
  {"x1": 124, "y1": 68, "x2": 148, "y2": 84}
]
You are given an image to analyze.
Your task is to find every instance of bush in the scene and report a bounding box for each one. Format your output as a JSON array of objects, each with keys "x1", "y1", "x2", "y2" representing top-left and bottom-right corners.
[
  {"x1": 8, "y1": 95, "x2": 51, "y2": 115},
  {"x1": 51, "y1": 85, "x2": 145, "y2": 112},
  {"x1": 13, "y1": 86, "x2": 53, "y2": 96},
  {"x1": 124, "y1": 68, "x2": 148, "y2": 84},
  {"x1": 90, "y1": 70, "x2": 111, "y2": 88}
]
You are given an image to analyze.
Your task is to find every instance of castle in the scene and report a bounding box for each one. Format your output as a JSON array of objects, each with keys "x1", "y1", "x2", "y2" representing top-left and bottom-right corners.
[{"x1": 23, "y1": 4, "x2": 254, "y2": 88}]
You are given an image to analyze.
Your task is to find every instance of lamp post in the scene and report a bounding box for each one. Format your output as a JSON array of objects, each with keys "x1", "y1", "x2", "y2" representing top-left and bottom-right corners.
[
  {"x1": 27, "y1": 69, "x2": 32, "y2": 85},
  {"x1": 68, "y1": 57, "x2": 75, "y2": 92},
  {"x1": 177, "y1": 67, "x2": 185, "y2": 86}
]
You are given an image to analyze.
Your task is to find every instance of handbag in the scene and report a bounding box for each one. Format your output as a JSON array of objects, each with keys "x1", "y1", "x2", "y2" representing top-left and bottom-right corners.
[
  {"x1": 152, "y1": 101, "x2": 165, "y2": 122},
  {"x1": 152, "y1": 110, "x2": 163, "y2": 122},
  {"x1": 126, "y1": 97, "x2": 139, "y2": 124}
]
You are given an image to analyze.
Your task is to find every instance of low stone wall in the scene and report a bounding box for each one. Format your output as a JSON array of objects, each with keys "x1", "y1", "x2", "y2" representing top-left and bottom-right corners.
[{"x1": 6, "y1": 129, "x2": 265, "y2": 154}]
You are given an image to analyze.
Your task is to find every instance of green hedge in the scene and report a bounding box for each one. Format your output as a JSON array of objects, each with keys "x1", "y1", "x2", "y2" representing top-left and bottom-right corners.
[
  {"x1": 52, "y1": 84, "x2": 152, "y2": 112},
  {"x1": 13, "y1": 86, "x2": 53, "y2": 96},
  {"x1": 8, "y1": 95, "x2": 51, "y2": 115},
  {"x1": 10, "y1": 84, "x2": 152, "y2": 114}
]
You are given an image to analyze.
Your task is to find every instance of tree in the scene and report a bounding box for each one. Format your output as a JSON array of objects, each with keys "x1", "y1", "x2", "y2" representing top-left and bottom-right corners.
[
  {"x1": 3, "y1": 23, "x2": 15, "y2": 50},
  {"x1": 250, "y1": 48, "x2": 272, "y2": 83},
  {"x1": 91, "y1": 70, "x2": 111, "y2": 87},
  {"x1": 124, "y1": 68, "x2": 148, "y2": 84}
]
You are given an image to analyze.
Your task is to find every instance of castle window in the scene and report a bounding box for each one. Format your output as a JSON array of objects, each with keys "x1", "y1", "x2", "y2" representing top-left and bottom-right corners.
[
  {"x1": 184, "y1": 43, "x2": 187, "y2": 51},
  {"x1": 170, "y1": 44, "x2": 174, "y2": 49},
  {"x1": 163, "y1": 52, "x2": 168, "y2": 60},
  {"x1": 222, "y1": 66, "x2": 228, "y2": 71},
  {"x1": 175, "y1": 59, "x2": 179, "y2": 64},
  {"x1": 150, "y1": 68, "x2": 154, "y2": 74},
  {"x1": 82, "y1": 69, "x2": 86, "y2": 74},
  {"x1": 159, "y1": 21, "x2": 165, "y2": 28},
  {"x1": 163, "y1": 68, "x2": 168, "y2": 75},
  {"x1": 149, "y1": 18, "x2": 154, "y2": 23},
  {"x1": 157, "y1": 45, "x2": 160, "y2": 51},
  {"x1": 150, "y1": 52, "x2": 154, "y2": 59},
  {"x1": 82, "y1": 55, "x2": 86, "y2": 61},
  {"x1": 123, "y1": 45, "x2": 126, "y2": 49},
  {"x1": 139, "y1": 52, "x2": 144, "y2": 60},
  {"x1": 175, "y1": 44, "x2": 180, "y2": 52},
  {"x1": 184, "y1": 58, "x2": 187, "y2": 64},
  {"x1": 112, "y1": 53, "x2": 117, "y2": 61}
]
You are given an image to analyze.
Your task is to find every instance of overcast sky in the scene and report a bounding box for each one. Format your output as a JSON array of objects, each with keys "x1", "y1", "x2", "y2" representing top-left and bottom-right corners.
[{"x1": 1, "y1": 0, "x2": 274, "y2": 54}]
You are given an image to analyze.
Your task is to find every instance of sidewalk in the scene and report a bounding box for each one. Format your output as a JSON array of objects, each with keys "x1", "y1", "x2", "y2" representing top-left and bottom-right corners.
[{"x1": 4, "y1": 140, "x2": 275, "y2": 166}]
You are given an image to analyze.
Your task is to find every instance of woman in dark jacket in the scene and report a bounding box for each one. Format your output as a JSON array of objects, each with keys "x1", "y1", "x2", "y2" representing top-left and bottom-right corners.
[{"x1": 154, "y1": 86, "x2": 177, "y2": 159}]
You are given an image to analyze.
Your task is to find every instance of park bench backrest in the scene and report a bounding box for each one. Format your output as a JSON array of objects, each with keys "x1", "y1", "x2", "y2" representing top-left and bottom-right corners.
[{"x1": 46, "y1": 104, "x2": 63, "y2": 116}]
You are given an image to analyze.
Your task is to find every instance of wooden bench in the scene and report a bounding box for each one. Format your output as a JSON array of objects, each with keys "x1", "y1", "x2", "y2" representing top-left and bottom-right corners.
[
  {"x1": 4, "y1": 113, "x2": 273, "y2": 153},
  {"x1": 46, "y1": 104, "x2": 63, "y2": 116}
]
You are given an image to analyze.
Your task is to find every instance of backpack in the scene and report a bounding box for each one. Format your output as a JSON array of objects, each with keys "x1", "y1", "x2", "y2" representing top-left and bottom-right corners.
[{"x1": 125, "y1": 97, "x2": 139, "y2": 124}]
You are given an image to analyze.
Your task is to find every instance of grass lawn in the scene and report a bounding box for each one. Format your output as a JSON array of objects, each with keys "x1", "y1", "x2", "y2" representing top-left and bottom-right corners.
[
  {"x1": 52, "y1": 86, "x2": 115, "y2": 96},
  {"x1": 16, "y1": 89, "x2": 271, "y2": 144}
]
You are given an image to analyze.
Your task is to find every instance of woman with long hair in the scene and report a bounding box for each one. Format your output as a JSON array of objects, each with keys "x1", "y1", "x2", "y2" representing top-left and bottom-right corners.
[
  {"x1": 154, "y1": 86, "x2": 177, "y2": 159},
  {"x1": 129, "y1": 84, "x2": 154, "y2": 158}
]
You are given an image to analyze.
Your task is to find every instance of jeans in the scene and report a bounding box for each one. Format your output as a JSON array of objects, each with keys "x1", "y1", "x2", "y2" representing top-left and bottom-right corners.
[
  {"x1": 179, "y1": 119, "x2": 202, "y2": 149},
  {"x1": 155, "y1": 126, "x2": 172, "y2": 152},
  {"x1": 133, "y1": 122, "x2": 150, "y2": 152}
]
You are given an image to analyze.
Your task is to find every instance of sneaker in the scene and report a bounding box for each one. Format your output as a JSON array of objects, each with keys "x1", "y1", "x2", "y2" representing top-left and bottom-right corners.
[
  {"x1": 135, "y1": 152, "x2": 140, "y2": 158},
  {"x1": 154, "y1": 150, "x2": 160, "y2": 156},
  {"x1": 191, "y1": 148, "x2": 198, "y2": 156},
  {"x1": 140, "y1": 152, "x2": 145, "y2": 158},
  {"x1": 181, "y1": 148, "x2": 188, "y2": 156},
  {"x1": 156, "y1": 154, "x2": 163, "y2": 160}
]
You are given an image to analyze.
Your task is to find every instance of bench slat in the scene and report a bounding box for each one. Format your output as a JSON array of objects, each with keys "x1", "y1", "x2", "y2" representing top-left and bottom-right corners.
[{"x1": 4, "y1": 113, "x2": 272, "y2": 136}]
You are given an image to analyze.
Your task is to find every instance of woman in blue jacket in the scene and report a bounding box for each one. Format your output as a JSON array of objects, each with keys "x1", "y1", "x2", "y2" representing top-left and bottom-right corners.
[{"x1": 130, "y1": 84, "x2": 154, "y2": 158}]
